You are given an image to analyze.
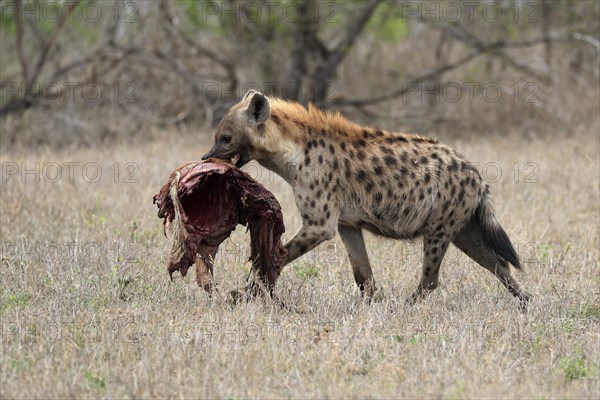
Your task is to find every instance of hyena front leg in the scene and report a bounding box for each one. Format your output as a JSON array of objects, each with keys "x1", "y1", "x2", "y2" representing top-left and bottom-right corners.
[
  {"x1": 230, "y1": 212, "x2": 336, "y2": 302},
  {"x1": 284, "y1": 221, "x2": 337, "y2": 265},
  {"x1": 407, "y1": 229, "x2": 451, "y2": 304},
  {"x1": 338, "y1": 224, "x2": 377, "y2": 298}
]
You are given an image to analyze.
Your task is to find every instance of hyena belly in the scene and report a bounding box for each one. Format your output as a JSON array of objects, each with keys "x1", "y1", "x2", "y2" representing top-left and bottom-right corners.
[{"x1": 337, "y1": 136, "x2": 485, "y2": 240}]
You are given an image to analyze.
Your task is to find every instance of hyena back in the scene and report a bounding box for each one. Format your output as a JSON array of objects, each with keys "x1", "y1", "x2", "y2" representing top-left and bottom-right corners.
[{"x1": 203, "y1": 90, "x2": 531, "y2": 308}]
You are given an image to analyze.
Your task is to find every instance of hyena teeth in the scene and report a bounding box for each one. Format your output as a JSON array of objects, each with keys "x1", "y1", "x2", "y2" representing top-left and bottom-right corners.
[{"x1": 231, "y1": 154, "x2": 240, "y2": 166}]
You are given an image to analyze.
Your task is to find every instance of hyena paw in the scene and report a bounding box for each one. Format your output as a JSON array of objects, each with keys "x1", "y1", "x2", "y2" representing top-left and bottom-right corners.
[
  {"x1": 361, "y1": 286, "x2": 384, "y2": 303},
  {"x1": 359, "y1": 279, "x2": 380, "y2": 301},
  {"x1": 228, "y1": 287, "x2": 251, "y2": 305},
  {"x1": 517, "y1": 292, "x2": 532, "y2": 312},
  {"x1": 227, "y1": 282, "x2": 262, "y2": 304},
  {"x1": 228, "y1": 281, "x2": 285, "y2": 307},
  {"x1": 405, "y1": 291, "x2": 426, "y2": 305}
]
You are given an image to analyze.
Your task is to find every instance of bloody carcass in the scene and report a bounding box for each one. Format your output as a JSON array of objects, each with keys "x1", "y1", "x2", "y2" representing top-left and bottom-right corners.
[{"x1": 153, "y1": 159, "x2": 287, "y2": 296}]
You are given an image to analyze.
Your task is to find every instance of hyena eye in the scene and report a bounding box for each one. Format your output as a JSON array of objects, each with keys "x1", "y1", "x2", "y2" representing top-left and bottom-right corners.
[{"x1": 221, "y1": 135, "x2": 232, "y2": 144}]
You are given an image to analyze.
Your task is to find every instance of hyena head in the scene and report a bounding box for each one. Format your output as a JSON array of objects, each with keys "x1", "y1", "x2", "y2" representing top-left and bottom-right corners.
[{"x1": 202, "y1": 90, "x2": 271, "y2": 167}]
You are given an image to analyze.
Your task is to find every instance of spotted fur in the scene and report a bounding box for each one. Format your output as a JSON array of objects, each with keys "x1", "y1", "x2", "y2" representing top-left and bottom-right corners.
[{"x1": 202, "y1": 90, "x2": 531, "y2": 307}]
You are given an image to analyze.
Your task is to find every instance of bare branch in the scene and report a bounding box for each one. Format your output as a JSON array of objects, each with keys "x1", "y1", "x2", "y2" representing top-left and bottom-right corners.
[
  {"x1": 329, "y1": 0, "x2": 381, "y2": 64},
  {"x1": 572, "y1": 33, "x2": 600, "y2": 50},
  {"x1": 321, "y1": 49, "x2": 482, "y2": 108},
  {"x1": 311, "y1": 0, "x2": 382, "y2": 103},
  {"x1": 159, "y1": 2, "x2": 235, "y2": 71},
  {"x1": 14, "y1": 0, "x2": 28, "y2": 83},
  {"x1": 0, "y1": 1, "x2": 80, "y2": 116},
  {"x1": 326, "y1": 29, "x2": 600, "y2": 109},
  {"x1": 285, "y1": 0, "x2": 314, "y2": 100},
  {"x1": 26, "y1": 0, "x2": 81, "y2": 88},
  {"x1": 444, "y1": 24, "x2": 551, "y2": 82},
  {"x1": 49, "y1": 45, "x2": 141, "y2": 82}
]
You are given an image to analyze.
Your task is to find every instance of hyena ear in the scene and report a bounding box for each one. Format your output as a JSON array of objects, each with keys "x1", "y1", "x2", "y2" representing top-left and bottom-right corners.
[
  {"x1": 246, "y1": 92, "x2": 270, "y2": 125},
  {"x1": 242, "y1": 89, "x2": 258, "y2": 101}
]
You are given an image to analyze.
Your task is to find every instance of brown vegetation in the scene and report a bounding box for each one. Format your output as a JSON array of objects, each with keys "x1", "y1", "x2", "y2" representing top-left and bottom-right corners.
[
  {"x1": 1, "y1": 127, "x2": 598, "y2": 398},
  {"x1": 1, "y1": 1, "x2": 598, "y2": 398}
]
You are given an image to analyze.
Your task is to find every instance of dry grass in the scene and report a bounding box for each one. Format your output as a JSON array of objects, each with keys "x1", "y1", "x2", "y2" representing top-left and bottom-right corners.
[{"x1": 1, "y1": 127, "x2": 599, "y2": 399}]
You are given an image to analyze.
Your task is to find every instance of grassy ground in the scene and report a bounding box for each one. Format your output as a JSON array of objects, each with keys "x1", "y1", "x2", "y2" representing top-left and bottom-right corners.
[{"x1": 1, "y1": 128, "x2": 598, "y2": 399}]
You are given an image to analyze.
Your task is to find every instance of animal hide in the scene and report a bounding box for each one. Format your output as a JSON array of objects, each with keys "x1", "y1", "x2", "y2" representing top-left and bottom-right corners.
[{"x1": 153, "y1": 159, "x2": 287, "y2": 294}]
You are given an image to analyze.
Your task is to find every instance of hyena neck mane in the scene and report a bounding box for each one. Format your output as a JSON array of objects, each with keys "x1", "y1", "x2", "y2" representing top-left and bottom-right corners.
[
  {"x1": 256, "y1": 98, "x2": 363, "y2": 182},
  {"x1": 257, "y1": 97, "x2": 436, "y2": 182},
  {"x1": 267, "y1": 98, "x2": 368, "y2": 142},
  {"x1": 266, "y1": 97, "x2": 437, "y2": 145}
]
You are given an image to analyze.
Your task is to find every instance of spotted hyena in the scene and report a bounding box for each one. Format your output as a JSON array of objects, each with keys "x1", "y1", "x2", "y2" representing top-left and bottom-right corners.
[{"x1": 202, "y1": 90, "x2": 531, "y2": 307}]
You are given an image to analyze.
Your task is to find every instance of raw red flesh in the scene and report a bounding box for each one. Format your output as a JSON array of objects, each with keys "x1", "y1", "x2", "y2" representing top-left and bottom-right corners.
[{"x1": 153, "y1": 159, "x2": 287, "y2": 292}]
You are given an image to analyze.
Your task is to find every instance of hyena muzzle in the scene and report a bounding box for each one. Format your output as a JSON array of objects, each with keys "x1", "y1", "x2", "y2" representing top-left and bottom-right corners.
[{"x1": 202, "y1": 90, "x2": 532, "y2": 308}]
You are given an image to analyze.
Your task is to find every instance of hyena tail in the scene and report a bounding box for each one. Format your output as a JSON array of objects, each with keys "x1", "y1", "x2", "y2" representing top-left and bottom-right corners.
[{"x1": 475, "y1": 188, "x2": 522, "y2": 270}]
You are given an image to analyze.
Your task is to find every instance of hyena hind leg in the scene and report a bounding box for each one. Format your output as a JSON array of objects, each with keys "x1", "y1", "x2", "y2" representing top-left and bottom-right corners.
[
  {"x1": 338, "y1": 224, "x2": 377, "y2": 298},
  {"x1": 452, "y1": 219, "x2": 531, "y2": 309},
  {"x1": 407, "y1": 232, "x2": 450, "y2": 304}
]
